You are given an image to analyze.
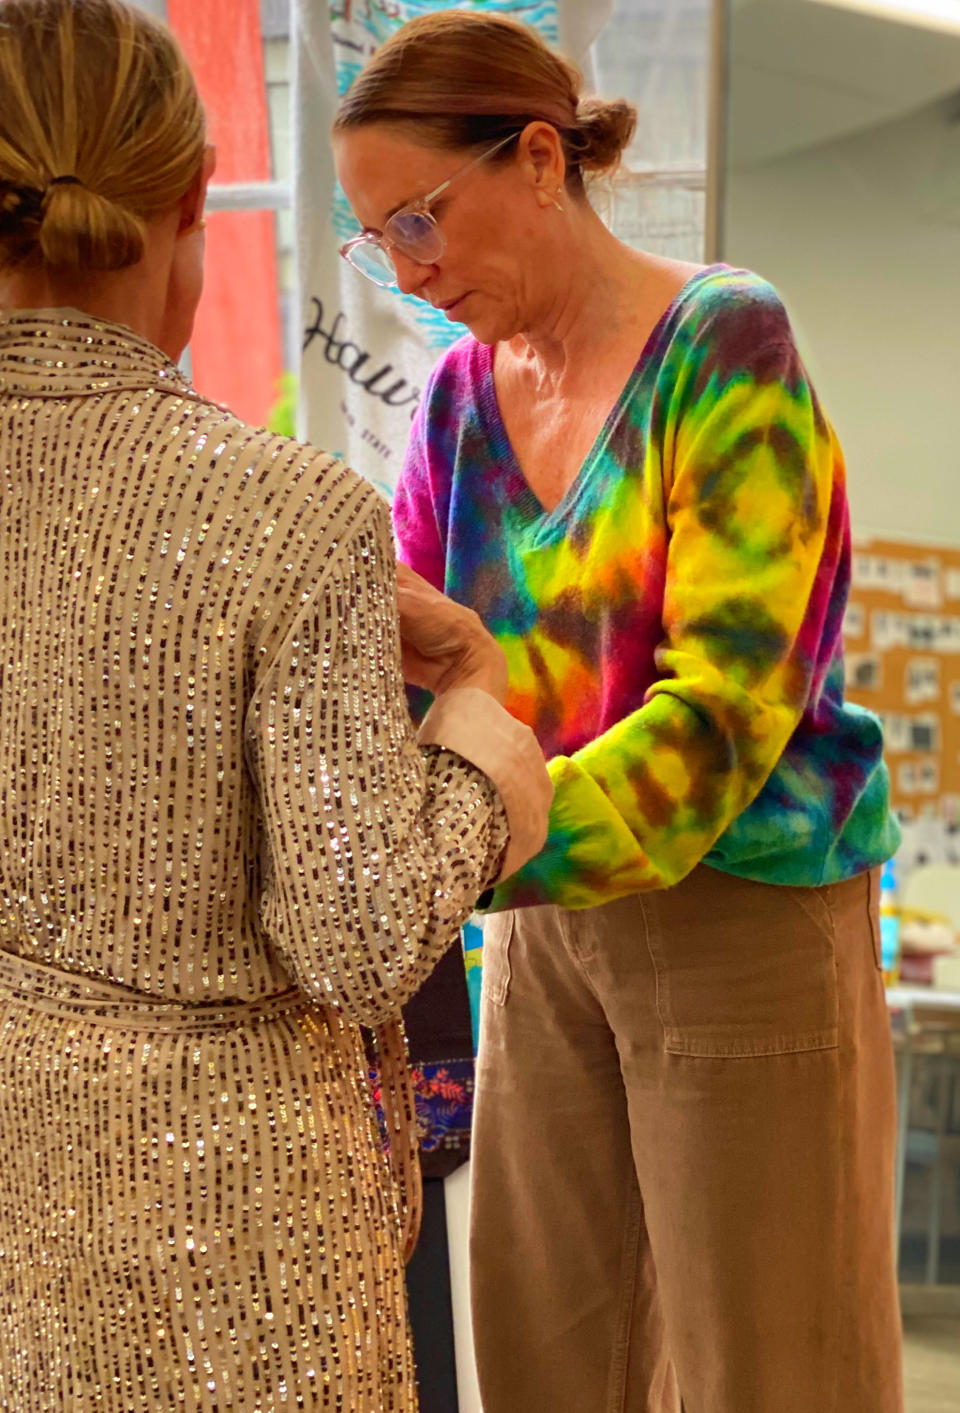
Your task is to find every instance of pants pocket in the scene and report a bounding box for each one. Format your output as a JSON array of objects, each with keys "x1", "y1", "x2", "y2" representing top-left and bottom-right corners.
[
  {"x1": 643, "y1": 870, "x2": 839, "y2": 1058},
  {"x1": 481, "y1": 911, "x2": 515, "y2": 1007}
]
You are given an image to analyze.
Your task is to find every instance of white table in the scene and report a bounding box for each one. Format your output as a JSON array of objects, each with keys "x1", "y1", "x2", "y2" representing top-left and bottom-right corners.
[{"x1": 886, "y1": 987, "x2": 960, "y2": 1014}]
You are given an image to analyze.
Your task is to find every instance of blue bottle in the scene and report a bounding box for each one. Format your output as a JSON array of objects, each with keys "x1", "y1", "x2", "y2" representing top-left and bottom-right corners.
[{"x1": 879, "y1": 857, "x2": 900, "y2": 984}]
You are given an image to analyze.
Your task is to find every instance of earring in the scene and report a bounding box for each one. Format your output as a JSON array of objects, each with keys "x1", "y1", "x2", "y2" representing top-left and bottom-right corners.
[{"x1": 552, "y1": 189, "x2": 564, "y2": 213}]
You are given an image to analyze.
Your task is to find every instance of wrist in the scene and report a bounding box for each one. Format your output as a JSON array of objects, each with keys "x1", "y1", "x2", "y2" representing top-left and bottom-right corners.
[
  {"x1": 445, "y1": 666, "x2": 508, "y2": 706},
  {"x1": 438, "y1": 636, "x2": 508, "y2": 706}
]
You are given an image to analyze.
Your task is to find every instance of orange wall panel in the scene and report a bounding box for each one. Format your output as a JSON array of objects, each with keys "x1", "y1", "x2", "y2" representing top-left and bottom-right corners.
[{"x1": 167, "y1": 0, "x2": 283, "y2": 427}]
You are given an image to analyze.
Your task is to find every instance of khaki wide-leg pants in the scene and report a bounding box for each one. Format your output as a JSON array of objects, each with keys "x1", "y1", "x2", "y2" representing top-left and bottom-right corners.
[{"x1": 471, "y1": 866, "x2": 902, "y2": 1413}]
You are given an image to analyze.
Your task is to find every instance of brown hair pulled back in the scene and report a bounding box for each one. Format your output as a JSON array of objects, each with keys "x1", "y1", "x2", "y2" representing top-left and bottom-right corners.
[
  {"x1": 0, "y1": 0, "x2": 206, "y2": 274},
  {"x1": 333, "y1": 11, "x2": 636, "y2": 190}
]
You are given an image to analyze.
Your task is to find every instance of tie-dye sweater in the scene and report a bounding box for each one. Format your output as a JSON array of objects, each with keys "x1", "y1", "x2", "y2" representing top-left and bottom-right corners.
[{"x1": 394, "y1": 266, "x2": 898, "y2": 911}]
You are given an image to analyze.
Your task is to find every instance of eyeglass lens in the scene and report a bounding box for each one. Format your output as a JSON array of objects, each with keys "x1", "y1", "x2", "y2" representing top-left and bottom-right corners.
[
  {"x1": 346, "y1": 241, "x2": 397, "y2": 286},
  {"x1": 384, "y1": 209, "x2": 444, "y2": 261}
]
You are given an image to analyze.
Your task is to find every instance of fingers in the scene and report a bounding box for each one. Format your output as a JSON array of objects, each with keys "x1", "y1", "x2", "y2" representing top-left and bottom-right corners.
[
  {"x1": 395, "y1": 563, "x2": 499, "y2": 697},
  {"x1": 395, "y1": 561, "x2": 435, "y2": 596}
]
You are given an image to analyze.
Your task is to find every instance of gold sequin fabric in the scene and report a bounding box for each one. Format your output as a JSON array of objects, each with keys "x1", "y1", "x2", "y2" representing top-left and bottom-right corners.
[{"x1": 0, "y1": 310, "x2": 508, "y2": 1411}]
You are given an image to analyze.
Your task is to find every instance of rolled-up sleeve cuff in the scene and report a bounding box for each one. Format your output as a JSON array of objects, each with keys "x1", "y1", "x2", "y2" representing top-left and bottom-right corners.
[{"x1": 418, "y1": 687, "x2": 553, "y2": 883}]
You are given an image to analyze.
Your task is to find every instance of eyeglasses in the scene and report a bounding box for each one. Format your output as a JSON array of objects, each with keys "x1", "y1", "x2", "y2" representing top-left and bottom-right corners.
[{"x1": 339, "y1": 132, "x2": 518, "y2": 288}]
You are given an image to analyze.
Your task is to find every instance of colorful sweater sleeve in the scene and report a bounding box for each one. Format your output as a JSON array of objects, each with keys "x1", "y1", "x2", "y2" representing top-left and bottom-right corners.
[
  {"x1": 491, "y1": 329, "x2": 846, "y2": 910},
  {"x1": 393, "y1": 401, "x2": 447, "y2": 725},
  {"x1": 394, "y1": 400, "x2": 448, "y2": 593}
]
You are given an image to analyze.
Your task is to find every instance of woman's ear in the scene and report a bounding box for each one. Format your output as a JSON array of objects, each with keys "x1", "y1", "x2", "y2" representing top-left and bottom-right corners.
[
  {"x1": 178, "y1": 145, "x2": 217, "y2": 237},
  {"x1": 516, "y1": 121, "x2": 567, "y2": 208}
]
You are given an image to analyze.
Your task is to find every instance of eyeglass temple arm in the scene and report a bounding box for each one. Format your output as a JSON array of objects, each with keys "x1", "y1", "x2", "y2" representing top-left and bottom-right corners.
[{"x1": 418, "y1": 130, "x2": 519, "y2": 207}]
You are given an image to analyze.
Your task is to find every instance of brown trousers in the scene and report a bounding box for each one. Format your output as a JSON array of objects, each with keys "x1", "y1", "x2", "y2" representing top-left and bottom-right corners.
[{"x1": 470, "y1": 866, "x2": 902, "y2": 1412}]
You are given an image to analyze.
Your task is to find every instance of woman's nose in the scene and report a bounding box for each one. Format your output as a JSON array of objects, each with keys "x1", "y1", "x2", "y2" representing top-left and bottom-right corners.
[{"x1": 392, "y1": 249, "x2": 434, "y2": 297}]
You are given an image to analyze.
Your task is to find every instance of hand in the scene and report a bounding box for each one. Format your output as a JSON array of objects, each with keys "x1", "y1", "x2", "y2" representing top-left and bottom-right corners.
[{"x1": 395, "y1": 563, "x2": 508, "y2": 705}]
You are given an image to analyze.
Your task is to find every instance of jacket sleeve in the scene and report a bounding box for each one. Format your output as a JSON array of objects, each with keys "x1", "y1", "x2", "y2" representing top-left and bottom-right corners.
[{"x1": 246, "y1": 493, "x2": 550, "y2": 1023}]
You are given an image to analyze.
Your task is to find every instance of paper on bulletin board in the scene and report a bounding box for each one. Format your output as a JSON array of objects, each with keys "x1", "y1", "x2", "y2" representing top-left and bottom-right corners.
[
  {"x1": 907, "y1": 616, "x2": 937, "y2": 651},
  {"x1": 881, "y1": 712, "x2": 909, "y2": 753},
  {"x1": 905, "y1": 657, "x2": 940, "y2": 705},
  {"x1": 843, "y1": 602, "x2": 864, "y2": 639},
  {"x1": 919, "y1": 759, "x2": 940, "y2": 795},
  {"x1": 871, "y1": 612, "x2": 892, "y2": 651},
  {"x1": 854, "y1": 554, "x2": 901, "y2": 592},
  {"x1": 909, "y1": 713, "x2": 940, "y2": 753},
  {"x1": 845, "y1": 653, "x2": 882, "y2": 692},
  {"x1": 902, "y1": 559, "x2": 942, "y2": 610},
  {"x1": 853, "y1": 551, "x2": 942, "y2": 609}
]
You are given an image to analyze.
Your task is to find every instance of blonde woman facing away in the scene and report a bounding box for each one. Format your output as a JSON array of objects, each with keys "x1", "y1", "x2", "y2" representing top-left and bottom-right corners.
[{"x1": 0, "y1": 3, "x2": 551, "y2": 1409}]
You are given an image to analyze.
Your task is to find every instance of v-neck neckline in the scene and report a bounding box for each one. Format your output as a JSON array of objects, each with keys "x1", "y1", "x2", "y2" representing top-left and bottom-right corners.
[{"x1": 475, "y1": 264, "x2": 725, "y2": 527}]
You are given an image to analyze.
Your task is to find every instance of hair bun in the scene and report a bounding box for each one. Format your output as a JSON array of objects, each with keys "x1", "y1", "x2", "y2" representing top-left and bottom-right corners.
[
  {"x1": 571, "y1": 96, "x2": 637, "y2": 174},
  {"x1": 0, "y1": 182, "x2": 44, "y2": 239},
  {"x1": 39, "y1": 180, "x2": 145, "y2": 272},
  {"x1": 0, "y1": 173, "x2": 146, "y2": 272}
]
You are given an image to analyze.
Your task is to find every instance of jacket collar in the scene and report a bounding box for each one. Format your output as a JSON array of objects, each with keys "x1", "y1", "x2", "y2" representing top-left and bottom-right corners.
[{"x1": 0, "y1": 308, "x2": 195, "y2": 399}]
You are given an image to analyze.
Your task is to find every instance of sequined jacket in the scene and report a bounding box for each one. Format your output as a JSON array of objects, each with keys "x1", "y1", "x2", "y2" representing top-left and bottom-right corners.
[{"x1": 0, "y1": 310, "x2": 550, "y2": 1413}]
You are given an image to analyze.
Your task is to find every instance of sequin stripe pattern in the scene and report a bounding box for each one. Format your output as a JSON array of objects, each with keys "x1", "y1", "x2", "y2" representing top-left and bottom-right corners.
[
  {"x1": 0, "y1": 325, "x2": 371, "y2": 1001},
  {"x1": 394, "y1": 266, "x2": 898, "y2": 911},
  {"x1": 0, "y1": 947, "x2": 418, "y2": 1263},
  {"x1": 0, "y1": 942, "x2": 305, "y2": 1030},
  {"x1": 373, "y1": 1018, "x2": 424, "y2": 1263},
  {"x1": 0, "y1": 990, "x2": 416, "y2": 1410},
  {"x1": 0, "y1": 310, "x2": 510, "y2": 1411}
]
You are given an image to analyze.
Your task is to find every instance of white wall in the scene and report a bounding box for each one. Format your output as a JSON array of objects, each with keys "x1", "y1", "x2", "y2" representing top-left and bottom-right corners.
[{"x1": 724, "y1": 94, "x2": 960, "y2": 546}]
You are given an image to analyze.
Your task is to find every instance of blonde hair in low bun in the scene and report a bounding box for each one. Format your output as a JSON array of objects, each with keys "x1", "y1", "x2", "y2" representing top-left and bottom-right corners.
[
  {"x1": 37, "y1": 182, "x2": 147, "y2": 272},
  {"x1": 333, "y1": 10, "x2": 636, "y2": 189},
  {"x1": 0, "y1": 0, "x2": 206, "y2": 274}
]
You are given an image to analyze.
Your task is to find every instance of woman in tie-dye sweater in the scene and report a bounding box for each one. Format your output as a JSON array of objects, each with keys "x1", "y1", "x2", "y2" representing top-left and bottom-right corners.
[{"x1": 334, "y1": 12, "x2": 903, "y2": 1412}]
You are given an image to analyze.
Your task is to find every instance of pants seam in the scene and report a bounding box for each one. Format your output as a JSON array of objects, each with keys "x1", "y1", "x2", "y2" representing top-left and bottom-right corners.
[
  {"x1": 637, "y1": 895, "x2": 669, "y2": 1039},
  {"x1": 561, "y1": 907, "x2": 611, "y2": 1009},
  {"x1": 605, "y1": 1184, "x2": 644, "y2": 1413}
]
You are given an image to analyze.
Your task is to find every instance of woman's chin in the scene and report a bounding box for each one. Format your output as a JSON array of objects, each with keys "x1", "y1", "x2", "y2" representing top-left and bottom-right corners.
[{"x1": 455, "y1": 309, "x2": 516, "y2": 347}]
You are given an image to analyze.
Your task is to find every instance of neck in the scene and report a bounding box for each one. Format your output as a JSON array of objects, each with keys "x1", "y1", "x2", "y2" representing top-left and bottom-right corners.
[
  {"x1": 0, "y1": 211, "x2": 187, "y2": 359},
  {"x1": 507, "y1": 202, "x2": 649, "y2": 380},
  {"x1": 1, "y1": 266, "x2": 160, "y2": 341}
]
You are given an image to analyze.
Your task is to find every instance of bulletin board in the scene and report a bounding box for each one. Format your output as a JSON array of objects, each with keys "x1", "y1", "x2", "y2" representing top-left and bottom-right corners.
[{"x1": 844, "y1": 539, "x2": 960, "y2": 824}]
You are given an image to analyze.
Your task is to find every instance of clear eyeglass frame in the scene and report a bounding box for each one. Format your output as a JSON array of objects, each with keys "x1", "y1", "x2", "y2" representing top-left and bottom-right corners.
[{"x1": 339, "y1": 131, "x2": 518, "y2": 288}]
